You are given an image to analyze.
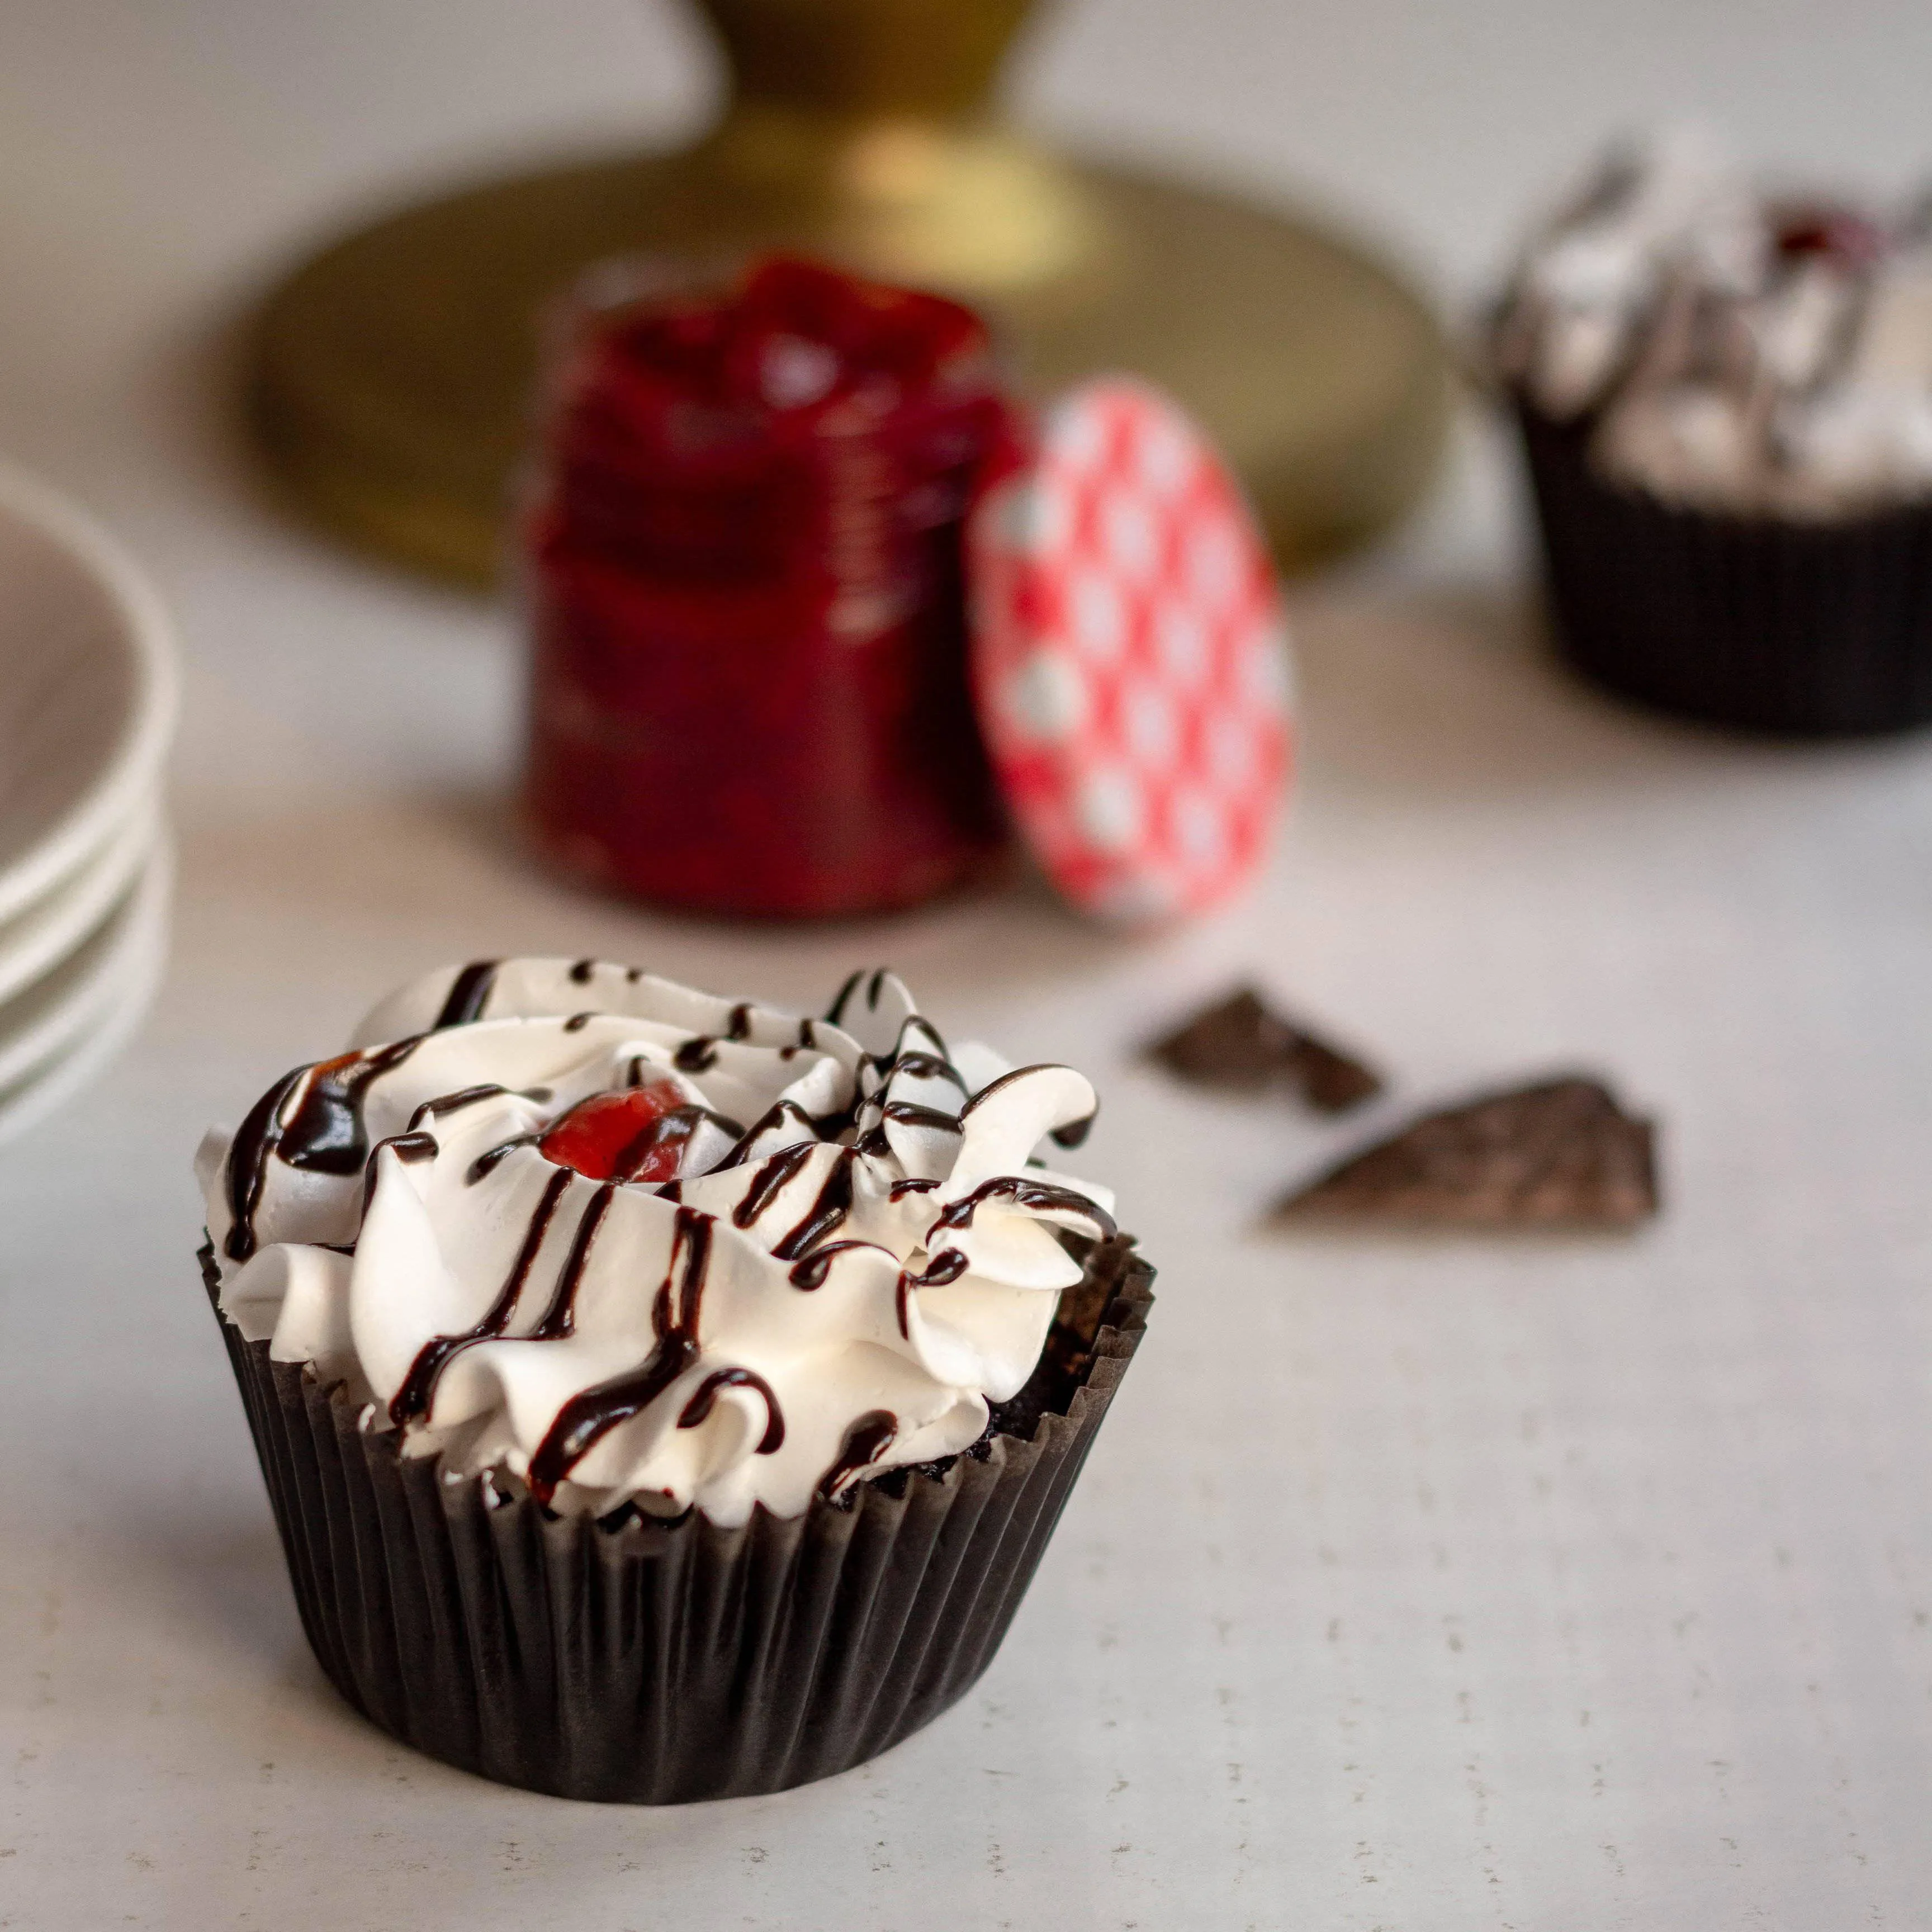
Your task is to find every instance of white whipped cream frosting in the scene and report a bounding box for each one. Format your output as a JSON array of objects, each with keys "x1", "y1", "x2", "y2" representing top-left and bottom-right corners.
[
  {"x1": 196, "y1": 959, "x2": 1114, "y2": 1527},
  {"x1": 1493, "y1": 132, "x2": 1932, "y2": 515}
]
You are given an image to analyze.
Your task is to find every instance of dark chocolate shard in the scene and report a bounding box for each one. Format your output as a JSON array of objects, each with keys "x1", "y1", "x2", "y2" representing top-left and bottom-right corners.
[
  {"x1": 1271, "y1": 1076, "x2": 1658, "y2": 1229},
  {"x1": 1147, "y1": 986, "x2": 1383, "y2": 1114},
  {"x1": 1291, "y1": 1034, "x2": 1385, "y2": 1113}
]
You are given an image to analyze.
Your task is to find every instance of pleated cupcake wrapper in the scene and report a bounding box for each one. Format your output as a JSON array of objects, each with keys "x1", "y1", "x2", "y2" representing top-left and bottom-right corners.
[
  {"x1": 1513, "y1": 398, "x2": 1932, "y2": 736},
  {"x1": 206, "y1": 1241, "x2": 1152, "y2": 1804}
]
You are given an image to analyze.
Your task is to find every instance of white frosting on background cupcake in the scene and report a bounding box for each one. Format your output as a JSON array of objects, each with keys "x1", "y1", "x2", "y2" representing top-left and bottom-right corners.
[{"x1": 1494, "y1": 134, "x2": 1932, "y2": 517}]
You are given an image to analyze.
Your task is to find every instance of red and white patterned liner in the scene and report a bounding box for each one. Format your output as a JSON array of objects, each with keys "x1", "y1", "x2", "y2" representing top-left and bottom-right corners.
[{"x1": 967, "y1": 376, "x2": 1294, "y2": 926}]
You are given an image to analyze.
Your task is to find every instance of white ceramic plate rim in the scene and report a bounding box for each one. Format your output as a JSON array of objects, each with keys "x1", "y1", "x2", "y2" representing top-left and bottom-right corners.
[
  {"x1": 0, "y1": 868, "x2": 170, "y2": 1148},
  {"x1": 0, "y1": 790, "x2": 157, "y2": 1011},
  {"x1": 0, "y1": 461, "x2": 179, "y2": 926},
  {"x1": 0, "y1": 834, "x2": 171, "y2": 1093}
]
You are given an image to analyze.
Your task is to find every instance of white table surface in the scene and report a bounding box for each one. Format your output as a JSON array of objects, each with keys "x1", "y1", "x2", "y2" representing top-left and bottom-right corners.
[{"x1": 3, "y1": 3, "x2": 1931, "y2": 1926}]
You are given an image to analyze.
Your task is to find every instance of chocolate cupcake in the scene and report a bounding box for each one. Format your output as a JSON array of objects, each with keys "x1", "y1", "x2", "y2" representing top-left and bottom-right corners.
[
  {"x1": 196, "y1": 958, "x2": 1149, "y2": 1802},
  {"x1": 1491, "y1": 135, "x2": 1932, "y2": 734}
]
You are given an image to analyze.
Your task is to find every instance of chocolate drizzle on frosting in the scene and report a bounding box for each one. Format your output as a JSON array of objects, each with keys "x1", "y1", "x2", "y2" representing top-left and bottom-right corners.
[
  {"x1": 390, "y1": 1166, "x2": 573, "y2": 1425},
  {"x1": 716, "y1": 1101, "x2": 819, "y2": 1170},
  {"x1": 221, "y1": 1068, "x2": 304, "y2": 1263},
  {"x1": 773, "y1": 1148, "x2": 857, "y2": 1260},
  {"x1": 222, "y1": 1038, "x2": 424, "y2": 1261},
  {"x1": 281, "y1": 1041, "x2": 424, "y2": 1176},
  {"x1": 817, "y1": 1409, "x2": 898, "y2": 1502},
  {"x1": 674, "y1": 1036, "x2": 719, "y2": 1073},
  {"x1": 433, "y1": 961, "x2": 499, "y2": 1029},
  {"x1": 731, "y1": 1141, "x2": 817, "y2": 1229},
  {"x1": 932, "y1": 1175, "x2": 1117, "y2": 1239},
  {"x1": 468, "y1": 1133, "x2": 542, "y2": 1184},
  {"x1": 528, "y1": 1206, "x2": 715, "y2": 1505},
  {"x1": 888, "y1": 1050, "x2": 967, "y2": 1088},
  {"x1": 358, "y1": 1129, "x2": 439, "y2": 1224},
  {"x1": 825, "y1": 970, "x2": 866, "y2": 1026},
  {"x1": 958, "y1": 1063, "x2": 1099, "y2": 1149},
  {"x1": 882, "y1": 1100, "x2": 965, "y2": 1136},
  {"x1": 785, "y1": 1239, "x2": 883, "y2": 1290},
  {"x1": 528, "y1": 1182, "x2": 615, "y2": 1339},
  {"x1": 894, "y1": 1247, "x2": 970, "y2": 1337},
  {"x1": 607, "y1": 1105, "x2": 744, "y2": 1182},
  {"x1": 678, "y1": 1367, "x2": 784, "y2": 1454},
  {"x1": 406, "y1": 1084, "x2": 550, "y2": 1132}
]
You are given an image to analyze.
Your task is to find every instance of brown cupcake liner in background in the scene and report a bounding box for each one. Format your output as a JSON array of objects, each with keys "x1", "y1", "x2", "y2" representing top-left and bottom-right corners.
[
  {"x1": 1512, "y1": 397, "x2": 1932, "y2": 736},
  {"x1": 205, "y1": 1237, "x2": 1152, "y2": 1805}
]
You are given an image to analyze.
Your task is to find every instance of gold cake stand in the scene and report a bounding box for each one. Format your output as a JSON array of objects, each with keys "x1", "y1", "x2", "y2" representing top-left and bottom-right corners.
[{"x1": 250, "y1": 0, "x2": 1451, "y2": 588}]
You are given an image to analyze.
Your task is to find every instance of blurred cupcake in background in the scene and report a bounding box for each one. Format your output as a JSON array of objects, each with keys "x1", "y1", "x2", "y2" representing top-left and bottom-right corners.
[{"x1": 1490, "y1": 131, "x2": 1932, "y2": 735}]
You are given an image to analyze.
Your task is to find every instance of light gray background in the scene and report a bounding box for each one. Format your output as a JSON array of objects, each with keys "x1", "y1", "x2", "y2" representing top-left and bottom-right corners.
[{"x1": 2, "y1": 3, "x2": 1930, "y2": 1928}]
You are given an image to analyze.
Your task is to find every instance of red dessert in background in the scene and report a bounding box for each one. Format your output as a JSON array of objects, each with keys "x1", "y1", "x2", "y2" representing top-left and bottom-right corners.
[{"x1": 523, "y1": 255, "x2": 1012, "y2": 919}]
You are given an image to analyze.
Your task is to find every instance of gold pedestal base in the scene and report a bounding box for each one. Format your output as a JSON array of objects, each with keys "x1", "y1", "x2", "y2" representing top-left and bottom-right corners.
[{"x1": 252, "y1": 132, "x2": 1448, "y2": 588}]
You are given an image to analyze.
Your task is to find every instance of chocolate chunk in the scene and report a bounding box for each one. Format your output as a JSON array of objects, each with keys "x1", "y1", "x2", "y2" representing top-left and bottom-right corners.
[
  {"x1": 1291, "y1": 1034, "x2": 1385, "y2": 1112},
  {"x1": 1271, "y1": 1076, "x2": 1658, "y2": 1229},
  {"x1": 1147, "y1": 988, "x2": 1291, "y2": 1090},
  {"x1": 1147, "y1": 986, "x2": 1383, "y2": 1113}
]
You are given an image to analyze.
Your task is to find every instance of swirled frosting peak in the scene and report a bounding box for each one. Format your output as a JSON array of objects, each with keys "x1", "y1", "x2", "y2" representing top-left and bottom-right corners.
[
  {"x1": 1494, "y1": 132, "x2": 1932, "y2": 514},
  {"x1": 196, "y1": 959, "x2": 1115, "y2": 1526}
]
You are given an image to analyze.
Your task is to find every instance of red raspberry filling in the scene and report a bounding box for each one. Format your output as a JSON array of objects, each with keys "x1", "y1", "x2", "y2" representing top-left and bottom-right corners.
[
  {"x1": 539, "y1": 1082, "x2": 693, "y2": 1183},
  {"x1": 522, "y1": 255, "x2": 1011, "y2": 920}
]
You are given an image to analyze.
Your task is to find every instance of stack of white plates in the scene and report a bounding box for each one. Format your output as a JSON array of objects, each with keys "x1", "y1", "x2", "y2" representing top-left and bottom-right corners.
[{"x1": 0, "y1": 462, "x2": 177, "y2": 1145}]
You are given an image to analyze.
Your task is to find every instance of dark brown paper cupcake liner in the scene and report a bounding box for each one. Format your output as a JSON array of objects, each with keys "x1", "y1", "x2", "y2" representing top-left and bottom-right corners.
[
  {"x1": 204, "y1": 1237, "x2": 1152, "y2": 1804},
  {"x1": 1512, "y1": 397, "x2": 1932, "y2": 736}
]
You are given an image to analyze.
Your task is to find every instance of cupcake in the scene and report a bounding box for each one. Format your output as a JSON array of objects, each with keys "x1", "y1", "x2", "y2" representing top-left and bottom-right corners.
[
  {"x1": 1491, "y1": 133, "x2": 1932, "y2": 734},
  {"x1": 196, "y1": 958, "x2": 1150, "y2": 1802}
]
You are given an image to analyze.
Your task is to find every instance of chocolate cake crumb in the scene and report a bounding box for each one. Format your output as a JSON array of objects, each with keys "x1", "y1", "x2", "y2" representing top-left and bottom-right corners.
[
  {"x1": 1271, "y1": 1075, "x2": 1658, "y2": 1229},
  {"x1": 1147, "y1": 986, "x2": 1382, "y2": 1113}
]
